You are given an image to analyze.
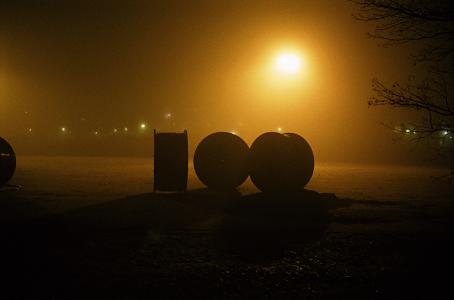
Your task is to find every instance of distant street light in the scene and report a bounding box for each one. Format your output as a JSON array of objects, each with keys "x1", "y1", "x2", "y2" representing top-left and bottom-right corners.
[{"x1": 275, "y1": 52, "x2": 302, "y2": 75}]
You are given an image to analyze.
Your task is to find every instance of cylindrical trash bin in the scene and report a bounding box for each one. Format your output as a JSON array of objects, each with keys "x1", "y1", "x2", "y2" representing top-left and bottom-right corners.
[
  {"x1": 0, "y1": 137, "x2": 16, "y2": 186},
  {"x1": 153, "y1": 130, "x2": 188, "y2": 192},
  {"x1": 194, "y1": 132, "x2": 249, "y2": 190},
  {"x1": 248, "y1": 132, "x2": 314, "y2": 193}
]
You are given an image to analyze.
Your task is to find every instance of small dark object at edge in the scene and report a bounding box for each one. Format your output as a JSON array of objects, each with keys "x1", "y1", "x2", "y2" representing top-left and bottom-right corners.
[{"x1": 0, "y1": 137, "x2": 16, "y2": 186}]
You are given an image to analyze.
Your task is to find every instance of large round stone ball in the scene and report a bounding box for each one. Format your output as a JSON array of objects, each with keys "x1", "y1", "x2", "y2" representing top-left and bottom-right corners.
[
  {"x1": 0, "y1": 137, "x2": 16, "y2": 186},
  {"x1": 249, "y1": 132, "x2": 314, "y2": 193},
  {"x1": 194, "y1": 132, "x2": 249, "y2": 190}
]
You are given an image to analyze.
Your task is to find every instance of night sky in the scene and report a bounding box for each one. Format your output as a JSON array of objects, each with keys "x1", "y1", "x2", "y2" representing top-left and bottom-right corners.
[{"x1": 0, "y1": 0, "x2": 424, "y2": 162}]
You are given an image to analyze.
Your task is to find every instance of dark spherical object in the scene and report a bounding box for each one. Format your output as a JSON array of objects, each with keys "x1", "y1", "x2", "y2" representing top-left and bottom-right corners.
[
  {"x1": 194, "y1": 132, "x2": 249, "y2": 190},
  {"x1": 0, "y1": 137, "x2": 16, "y2": 186},
  {"x1": 249, "y1": 132, "x2": 314, "y2": 193}
]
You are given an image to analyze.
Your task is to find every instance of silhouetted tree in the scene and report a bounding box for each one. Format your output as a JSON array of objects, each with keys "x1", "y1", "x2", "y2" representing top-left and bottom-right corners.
[{"x1": 351, "y1": 0, "x2": 454, "y2": 146}]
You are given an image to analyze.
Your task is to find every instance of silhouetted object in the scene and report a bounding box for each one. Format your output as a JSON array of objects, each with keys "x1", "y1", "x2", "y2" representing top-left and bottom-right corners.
[
  {"x1": 153, "y1": 130, "x2": 188, "y2": 192},
  {"x1": 249, "y1": 132, "x2": 314, "y2": 193},
  {"x1": 194, "y1": 132, "x2": 249, "y2": 190},
  {"x1": 0, "y1": 137, "x2": 16, "y2": 186}
]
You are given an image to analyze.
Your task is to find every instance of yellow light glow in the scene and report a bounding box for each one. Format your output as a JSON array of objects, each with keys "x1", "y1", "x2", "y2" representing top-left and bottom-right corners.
[
  {"x1": 275, "y1": 53, "x2": 301, "y2": 75},
  {"x1": 140, "y1": 123, "x2": 147, "y2": 129},
  {"x1": 61, "y1": 127, "x2": 66, "y2": 132}
]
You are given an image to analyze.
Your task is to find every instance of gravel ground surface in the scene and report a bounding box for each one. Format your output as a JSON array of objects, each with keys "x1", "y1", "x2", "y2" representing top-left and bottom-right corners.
[{"x1": 1, "y1": 156, "x2": 453, "y2": 299}]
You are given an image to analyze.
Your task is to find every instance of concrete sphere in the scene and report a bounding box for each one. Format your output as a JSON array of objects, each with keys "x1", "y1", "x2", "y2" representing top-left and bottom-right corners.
[
  {"x1": 194, "y1": 132, "x2": 249, "y2": 190},
  {"x1": 249, "y1": 132, "x2": 314, "y2": 193},
  {"x1": 0, "y1": 137, "x2": 16, "y2": 186}
]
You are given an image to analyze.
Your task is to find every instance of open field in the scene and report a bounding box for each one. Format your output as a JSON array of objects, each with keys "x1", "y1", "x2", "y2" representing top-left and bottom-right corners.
[{"x1": 1, "y1": 156, "x2": 454, "y2": 298}]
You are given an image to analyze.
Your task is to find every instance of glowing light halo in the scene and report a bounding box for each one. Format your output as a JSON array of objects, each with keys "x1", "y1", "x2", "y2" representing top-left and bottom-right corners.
[{"x1": 275, "y1": 52, "x2": 301, "y2": 75}]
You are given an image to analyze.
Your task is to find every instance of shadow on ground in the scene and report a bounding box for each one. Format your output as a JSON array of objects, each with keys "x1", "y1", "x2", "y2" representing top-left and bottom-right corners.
[
  {"x1": 2, "y1": 189, "x2": 346, "y2": 296},
  {"x1": 55, "y1": 188, "x2": 344, "y2": 260},
  {"x1": 3, "y1": 189, "x2": 454, "y2": 298}
]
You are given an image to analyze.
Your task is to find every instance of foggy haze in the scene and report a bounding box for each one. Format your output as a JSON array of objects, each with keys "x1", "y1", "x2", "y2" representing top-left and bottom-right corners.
[{"x1": 0, "y1": 0, "x2": 439, "y2": 164}]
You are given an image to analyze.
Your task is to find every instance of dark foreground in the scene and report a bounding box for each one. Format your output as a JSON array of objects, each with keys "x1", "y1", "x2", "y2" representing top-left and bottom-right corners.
[{"x1": 1, "y1": 187, "x2": 454, "y2": 299}]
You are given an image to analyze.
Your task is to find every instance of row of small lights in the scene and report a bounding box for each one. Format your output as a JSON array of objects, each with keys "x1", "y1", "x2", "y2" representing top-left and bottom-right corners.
[
  {"x1": 25, "y1": 124, "x2": 285, "y2": 136},
  {"x1": 22, "y1": 111, "x2": 288, "y2": 135},
  {"x1": 26, "y1": 123, "x2": 149, "y2": 135},
  {"x1": 30, "y1": 126, "x2": 452, "y2": 137},
  {"x1": 23, "y1": 112, "x2": 175, "y2": 135},
  {"x1": 403, "y1": 128, "x2": 453, "y2": 139}
]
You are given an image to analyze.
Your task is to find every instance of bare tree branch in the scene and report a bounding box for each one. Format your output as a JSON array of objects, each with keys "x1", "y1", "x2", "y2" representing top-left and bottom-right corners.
[{"x1": 351, "y1": 0, "x2": 454, "y2": 171}]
